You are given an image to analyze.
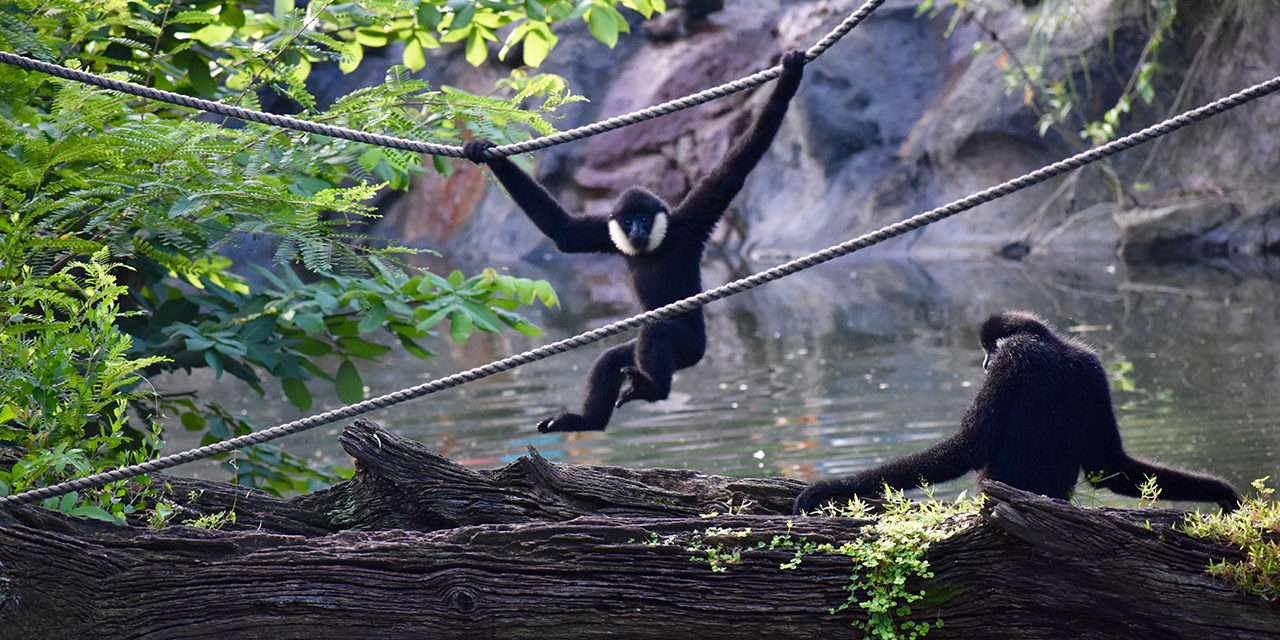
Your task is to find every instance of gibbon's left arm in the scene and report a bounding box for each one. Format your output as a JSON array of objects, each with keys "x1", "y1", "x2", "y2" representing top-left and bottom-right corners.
[
  {"x1": 791, "y1": 337, "x2": 1023, "y2": 515},
  {"x1": 463, "y1": 141, "x2": 615, "y2": 253},
  {"x1": 672, "y1": 50, "x2": 806, "y2": 237},
  {"x1": 792, "y1": 433, "x2": 986, "y2": 514}
]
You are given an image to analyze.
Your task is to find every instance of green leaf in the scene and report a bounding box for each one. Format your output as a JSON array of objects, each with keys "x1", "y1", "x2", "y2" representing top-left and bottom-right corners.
[
  {"x1": 293, "y1": 312, "x2": 325, "y2": 334},
  {"x1": 465, "y1": 29, "x2": 488, "y2": 66},
  {"x1": 327, "y1": 317, "x2": 359, "y2": 337},
  {"x1": 204, "y1": 350, "x2": 224, "y2": 378},
  {"x1": 523, "y1": 27, "x2": 553, "y2": 67},
  {"x1": 587, "y1": 7, "x2": 619, "y2": 47},
  {"x1": 186, "y1": 56, "x2": 215, "y2": 95},
  {"x1": 451, "y1": 3, "x2": 477, "y2": 30},
  {"x1": 567, "y1": 0, "x2": 592, "y2": 20},
  {"x1": 418, "y1": 3, "x2": 442, "y2": 30},
  {"x1": 69, "y1": 504, "x2": 122, "y2": 523},
  {"x1": 415, "y1": 307, "x2": 451, "y2": 332},
  {"x1": 458, "y1": 300, "x2": 502, "y2": 332},
  {"x1": 335, "y1": 360, "x2": 365, "y2": 403},
  {"x1": 525, "y1": 0, "x2": 548, "y2": 20},
  {"x1": 239, "y1": 316, "x2": 277, "y2": 344},
  {"x1": 300, "y1": 358, "x2": 334, "y2": 382},
  {"x1": 399, "y1": 335, "x2": 434, "y2": 359},
  {"x1": 355, "y1": 28, "x2": 390, "y2": 47},
  {"x1": 358, "y1": 148, "x2": 383, "y2": 172},
  {"x1": 533, "y1": 280, "x2": 559, "y2": 308},
  {"x1": 514, "y1": 279, "x2": 537, "y2": 305},
  {"x1": 174, "y1": 10, "x2": 216, "y2": 25},
  {"x1": 184, "y1": 336, "x2": 216, "y2": 351},
  {"x1": 221, "y1": 3, "x2": 246, "y2": 28},
  {"x1": 512, "y1": 319, "x2": 543, "y2": 337},
  {"x1": 190, "y1": 23, "x2": 235, "y2": 45},
  {"x1": 180, "y1": 412, "x2": 207, "y2": 430},
  {"x1": 336, "y1": 336, "x2": 392, "y2": 358},
  {"x1": 449, "y1": 309, "x2": 473, "y2": 344},
  {"x1": 290, "y1": 336, "x2": 332, "y2": 356},
  {"x1": 357, "y1": 301, "x2": 388, "y2": 334},
  {"x1": 403, "y1": 35, "x2": 427, "y2": 71},
  {"x1": 282, "y1": 377, "x2": 313, "y2": 410},
  {"x1": 340, "y1": 42, "x2": 364, "y2": 73}
]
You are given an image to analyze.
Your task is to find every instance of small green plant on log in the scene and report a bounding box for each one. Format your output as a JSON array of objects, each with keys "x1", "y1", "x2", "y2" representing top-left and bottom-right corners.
[
  {"x1": 1184, "y1": 477, "x2": 1280, "y2": 602},
  {"x1": 683, "y1": 488, "x2": 983, "y2": 639}
]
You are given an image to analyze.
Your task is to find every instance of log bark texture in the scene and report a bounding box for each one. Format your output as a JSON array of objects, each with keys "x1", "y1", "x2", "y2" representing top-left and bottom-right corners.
[
  {"x1": 1, "y1": 420, "x2": 1276, "y2": 640},
  {"x1": 139, "y1": 419, "x2": 806, "y2": 534}
]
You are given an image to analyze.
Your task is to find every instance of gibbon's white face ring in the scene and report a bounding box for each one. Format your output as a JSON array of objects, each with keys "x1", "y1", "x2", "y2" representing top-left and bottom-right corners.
[
  {"x1": 608, "y1": 212, "x2": 668, "y2": 255},
  {"x1": 608, "y1": 219, "x2": 639, "y2": 255},
  {"x1": 646, "y1": 212, "x2": 668, "y2": 252}
]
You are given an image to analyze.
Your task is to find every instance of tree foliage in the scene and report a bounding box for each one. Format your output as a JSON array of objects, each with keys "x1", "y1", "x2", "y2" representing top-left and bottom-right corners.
[{"x1": 0, "y1": 0, "x2": 655, "y2": 518}]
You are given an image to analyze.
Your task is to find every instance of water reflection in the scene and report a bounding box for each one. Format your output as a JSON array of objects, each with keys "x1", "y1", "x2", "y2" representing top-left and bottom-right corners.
[{"x1": 165, "y1": 256, "x2": 1280, "y2": 507}]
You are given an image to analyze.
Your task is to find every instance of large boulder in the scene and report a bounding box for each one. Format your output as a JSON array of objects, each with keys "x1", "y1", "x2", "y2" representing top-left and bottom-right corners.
[{"x1": 357, "y1": 0, "x2": 1280, "y2": 270}]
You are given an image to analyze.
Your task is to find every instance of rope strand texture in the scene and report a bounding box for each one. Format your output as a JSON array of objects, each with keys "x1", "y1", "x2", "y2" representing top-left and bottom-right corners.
[
  {"x1": 0, "y1": 0, "x2": 885, "y2": 159},
  {"x1": 4, "y1": 73, "x2": 1277, "y2": 507}
]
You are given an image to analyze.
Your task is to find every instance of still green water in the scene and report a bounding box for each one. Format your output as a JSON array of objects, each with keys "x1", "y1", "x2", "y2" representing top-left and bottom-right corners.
[{"x1": 165, "y1": 256, "x2": 1280, "y2": 508}]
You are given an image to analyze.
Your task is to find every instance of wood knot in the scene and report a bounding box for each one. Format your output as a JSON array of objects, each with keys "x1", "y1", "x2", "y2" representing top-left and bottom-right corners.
[{"x1": 445, "y1": 585, "x2": 479, "y2": 614}]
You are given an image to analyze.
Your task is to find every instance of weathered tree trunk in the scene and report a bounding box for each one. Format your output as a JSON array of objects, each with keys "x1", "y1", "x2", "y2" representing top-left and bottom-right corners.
[
  {"x1": 140, "y1": 419, "x2": 806, "y2": 534},
  {"x1": 1, "y1": 420, "x2": 1276, "y2": 640}
]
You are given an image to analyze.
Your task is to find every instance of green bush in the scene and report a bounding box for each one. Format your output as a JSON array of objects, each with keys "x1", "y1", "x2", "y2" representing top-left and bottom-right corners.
[{"x1": 0, "y1": 0, "x2": 660, "y2": 510}]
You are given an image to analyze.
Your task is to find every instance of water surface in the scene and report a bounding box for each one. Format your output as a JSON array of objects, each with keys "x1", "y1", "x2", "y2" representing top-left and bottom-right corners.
[{"x1": 167, "y1": 255, "x2": 1280, "y2": 508}]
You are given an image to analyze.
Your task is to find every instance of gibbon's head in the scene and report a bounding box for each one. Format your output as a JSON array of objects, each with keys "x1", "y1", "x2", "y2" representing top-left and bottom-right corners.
[
  {"x1": 979, "y1": 311, "x2": 1055, "y2": 371},
  {"x1": 608, "y1": 187, "x2": 670, "y2": 256}
]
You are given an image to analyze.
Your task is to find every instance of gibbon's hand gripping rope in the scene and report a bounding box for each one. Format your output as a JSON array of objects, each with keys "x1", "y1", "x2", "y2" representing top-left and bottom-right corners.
[
  {"x1": 3, "y1": 73, "x2": 1278, "y2": 507},
  {"x1": 0, "y1": 0, "x2": 886, "y2": 159}
]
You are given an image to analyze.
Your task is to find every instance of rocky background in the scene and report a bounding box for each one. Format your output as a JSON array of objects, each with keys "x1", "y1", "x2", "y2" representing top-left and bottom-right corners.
[{"x1": 326, "y1": 0, "x2": 1280, "y2": 272}]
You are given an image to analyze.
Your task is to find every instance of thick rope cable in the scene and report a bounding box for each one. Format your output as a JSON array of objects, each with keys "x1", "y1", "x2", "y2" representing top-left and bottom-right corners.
[
  {"x1": 4, "y1": 73, "x2": 1277, "y2": 508},
  {"x1": 0, "y1": 0, "x2": 885, "y2": 160}
]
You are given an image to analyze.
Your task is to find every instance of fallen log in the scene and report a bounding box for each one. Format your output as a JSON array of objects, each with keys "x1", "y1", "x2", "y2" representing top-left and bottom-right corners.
[
  {"x1": 0, "y1": 421, "x2": 1275, "y2": 639},
  {"x1": 141, "y1": 419, "x2": 805, "y2": 534}
]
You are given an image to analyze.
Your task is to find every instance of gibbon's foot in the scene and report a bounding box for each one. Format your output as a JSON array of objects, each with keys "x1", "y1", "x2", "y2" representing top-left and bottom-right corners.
[
  {"x1": 462, "y1": 140, "x2": 497, "y2": 164},
  {"x1": 616, "y1": 366, "x2": 660, "y2": 408},
  {"x1": 537, "y1": 412, "x2": 599, "y2": 433}
]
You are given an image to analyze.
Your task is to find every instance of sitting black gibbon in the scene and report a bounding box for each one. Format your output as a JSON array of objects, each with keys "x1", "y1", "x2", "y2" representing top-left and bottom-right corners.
[
  {"x1": 793, "y1": 311, "x2": 1242, "y2": 513},
  {"x1": 463, "y1": 50, "x2": 807, "y2": 433}
]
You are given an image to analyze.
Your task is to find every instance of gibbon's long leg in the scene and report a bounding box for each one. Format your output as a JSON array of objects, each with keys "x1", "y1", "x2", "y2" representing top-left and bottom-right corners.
[
  {"x1": 538, "y1": 341, "x2": 636, "y2": 433},
  {"x1": 1082, "y1": 377, "x2": 1241, "y2": 510},
  {"x1": 1088, "y1": 455, "x2": 1241, "y2": 510},
  {"x1": 619, "y1": 319, "x2": 707, "y2": 407},
  {"x1": 793, "y1": 434, "x2": 981, "y2": 513}
]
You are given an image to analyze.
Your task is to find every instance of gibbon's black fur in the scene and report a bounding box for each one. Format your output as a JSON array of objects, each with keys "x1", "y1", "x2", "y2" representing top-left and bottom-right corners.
[
  {"x1": 793, "y1": 311, "x2": 1242, "y2": 513},
  {"x1": 464, "y1": 51, "x2": 806, "y2": 433}
]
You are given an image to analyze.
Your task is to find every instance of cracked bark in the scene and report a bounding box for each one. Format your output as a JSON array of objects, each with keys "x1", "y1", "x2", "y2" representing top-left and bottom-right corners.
[{"x1": 1, "y1": 420, "x2": 1275, "y2": 639}]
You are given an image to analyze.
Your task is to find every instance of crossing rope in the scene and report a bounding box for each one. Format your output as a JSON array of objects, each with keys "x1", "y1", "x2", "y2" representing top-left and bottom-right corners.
[
  {"x1": 0, "y1": 0, "x2": 885, "y2": 160},
  {"x1": 3, "y1": 72, "x2": 1278, "y2": 507}
]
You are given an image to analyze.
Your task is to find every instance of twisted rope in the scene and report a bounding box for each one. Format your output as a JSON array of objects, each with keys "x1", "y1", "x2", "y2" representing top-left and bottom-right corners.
[
  {"x1": 0, "y1": 0, "x2": 885, "y2": 160},
  {"x1": 4, "y1": 73, "x2": 1277, "y2": 508}
]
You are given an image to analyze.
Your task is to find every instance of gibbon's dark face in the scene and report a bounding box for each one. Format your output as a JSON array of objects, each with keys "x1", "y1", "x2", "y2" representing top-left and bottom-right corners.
[
  {"x1": 979, "y1": 311, "x2": 1054, "y2": 371},
  {"x1": 608, "y1": 188, "x2": 670, "y2": 256}
]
